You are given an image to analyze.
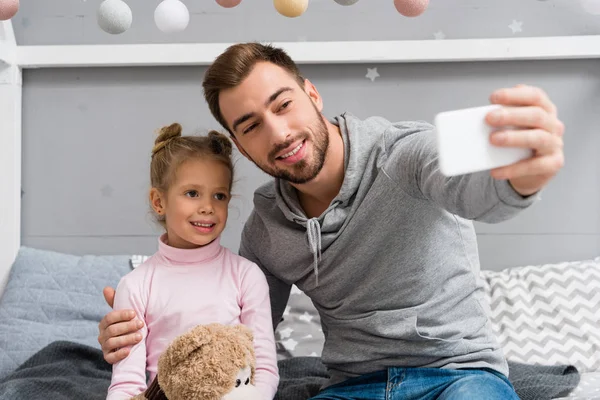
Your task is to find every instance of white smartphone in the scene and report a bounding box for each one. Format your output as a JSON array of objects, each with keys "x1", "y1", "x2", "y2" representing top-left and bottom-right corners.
[{"x1": 434, "y1": 104, "x2": 533, "y2": 177}]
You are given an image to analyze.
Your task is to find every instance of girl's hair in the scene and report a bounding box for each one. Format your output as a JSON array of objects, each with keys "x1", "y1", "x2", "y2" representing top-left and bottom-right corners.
[{"x1": 150, "y1": 122, "x2": 234, "y2": 223}]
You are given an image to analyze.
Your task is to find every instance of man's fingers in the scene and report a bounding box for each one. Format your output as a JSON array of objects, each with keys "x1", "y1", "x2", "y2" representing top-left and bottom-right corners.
[
  {"x1": 102, "y1": 319, "x2": 143, "y2": 345},
  {"x1": 490, "y1": 129, "x2": 563, "y2": 155},
  {"x1": 486, "y1": 106, "x2": 561, "y2": 135},
  {"x1": 490, "y1": 153, "x2": 564, "y2": 180},
  {"x1": 103, "y1": 287, "x2": 116, "y2": 308},
  {"x1": 102, "y1": 331, "x2": 143, "y2": 354},
  {"x1": 98, "y1": 309, "x2": 136, "y2": 332},
  {"x1": 104, "y1": 347, "x2": 131, "y2": 365},
  {"x1": 490, "y1": 84, "x2": 558, "y2": 116}
]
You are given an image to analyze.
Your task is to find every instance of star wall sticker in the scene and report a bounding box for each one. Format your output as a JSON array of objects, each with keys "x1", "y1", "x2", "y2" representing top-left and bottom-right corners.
[
  {"x1": 433, "y1": 31, "x2": 446, "y2": 40},
  {"x1": 509, "y1": 19, "x2": 523, "y2": 34},
  {"x1": 365, "y1": 67, "x2": 380, "y2": 82},
  {"x1": 100, "y1": 185, "x2": 114, "y2": 197}
]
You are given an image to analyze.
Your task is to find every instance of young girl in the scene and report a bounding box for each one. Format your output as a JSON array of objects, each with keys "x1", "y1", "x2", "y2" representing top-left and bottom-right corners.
[{"x1": 106, "y1": 123, "x2": 279, "y2": 400}]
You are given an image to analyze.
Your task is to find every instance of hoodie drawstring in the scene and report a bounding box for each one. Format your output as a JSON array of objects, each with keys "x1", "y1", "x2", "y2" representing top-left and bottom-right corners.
[{"x1": 306, "y1": 217, "x2": 322, "y2": 286}]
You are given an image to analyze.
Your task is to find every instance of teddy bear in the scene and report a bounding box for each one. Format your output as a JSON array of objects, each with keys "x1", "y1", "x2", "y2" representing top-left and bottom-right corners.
[{"x1": 132, "y1": 323, "x2": 264, "y2": 400}]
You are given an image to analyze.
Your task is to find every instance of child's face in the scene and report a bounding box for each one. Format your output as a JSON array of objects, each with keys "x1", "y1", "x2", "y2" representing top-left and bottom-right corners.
[{"x1": 161, "y1": 158, "x2": 231, "y2": 249}]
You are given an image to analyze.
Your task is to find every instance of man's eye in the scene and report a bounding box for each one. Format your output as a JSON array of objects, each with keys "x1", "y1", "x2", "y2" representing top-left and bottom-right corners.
[{"x1": 243, "y1": 123, "x2": 257, "y2": 134}]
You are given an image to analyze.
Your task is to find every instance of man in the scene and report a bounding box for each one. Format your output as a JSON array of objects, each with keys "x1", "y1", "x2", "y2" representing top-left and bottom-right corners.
[{"x1": 98, "y1": 42, "x2": 565, "y2": 399}]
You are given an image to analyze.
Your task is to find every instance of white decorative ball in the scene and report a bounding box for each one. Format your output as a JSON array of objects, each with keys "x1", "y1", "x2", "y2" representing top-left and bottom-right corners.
[
  {"x1": 273, "y1": 0, "x2": 309, "y2": 18},
  {"x1": 97, "y1": 0, "x2": 132, "y2": 35},
  {"x1": 155, "y1": 0, "x2": 190, "y2": 33},
  {"x1": 333, "y1": 0, "x2": 359, "y2": 5},
  {"x1": 581, "y1": 0, "x2": 600, "y2": 14}
]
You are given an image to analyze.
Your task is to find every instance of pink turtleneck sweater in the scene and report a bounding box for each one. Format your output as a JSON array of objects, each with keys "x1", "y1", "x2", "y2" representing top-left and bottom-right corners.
[{"x1": 106, "y1": 235, "x2": 279, "y2": 400}]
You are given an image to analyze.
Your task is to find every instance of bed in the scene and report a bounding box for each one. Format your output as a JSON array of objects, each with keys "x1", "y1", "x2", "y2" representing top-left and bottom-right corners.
[
  {"x1": 2, "y1": 12, "x2": 600, "y2": 400},
  {"x1": 0, "y1": 246, "x2": 598, "y2": 399}
]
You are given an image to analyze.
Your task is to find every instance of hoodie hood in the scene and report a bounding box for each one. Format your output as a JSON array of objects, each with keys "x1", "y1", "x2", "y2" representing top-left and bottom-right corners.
[{"x1": 274, "y1": 113, "x2": 388, "y2": 284}]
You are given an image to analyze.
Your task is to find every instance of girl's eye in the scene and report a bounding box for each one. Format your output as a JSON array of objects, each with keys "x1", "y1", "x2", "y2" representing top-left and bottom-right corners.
[
  {"x1": 214, "y1": 193, "x2": 228, "y2": 201},
  {"x1": 235, "y1": 379, "x2": 241, "y2": 387},
  {"x1": 280, "y1": 100, "x2": 292, "y2": 110},
  {"x1": 244, "y1": 378, "x2": 250, "y2": 385},
  {"x1": 185, "y1": 190, "x2": 198, "y2": 198}
]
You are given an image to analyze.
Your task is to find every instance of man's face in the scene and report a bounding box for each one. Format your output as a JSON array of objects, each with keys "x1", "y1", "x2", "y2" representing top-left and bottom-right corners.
[{"x1": 219, "y1": 62, "x2": 329, "y2": 184}]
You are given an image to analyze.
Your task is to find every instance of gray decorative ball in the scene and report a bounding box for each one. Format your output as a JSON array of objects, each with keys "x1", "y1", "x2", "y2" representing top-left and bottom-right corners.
[
  {"x1": 97, "y1": 0, "x2": 132, "y2": 35},
  {"x1": 333, "y1": 0, "x2": 359, "y2": 5}
]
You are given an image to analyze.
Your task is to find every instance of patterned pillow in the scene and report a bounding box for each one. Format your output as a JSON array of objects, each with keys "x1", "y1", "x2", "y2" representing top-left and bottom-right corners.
[
  {"x1": 481, "y1": 257, "x2": 600, "y2": 372},
  {"x1": 275, "y1": 285, "x2": 324, "y2": 360}
]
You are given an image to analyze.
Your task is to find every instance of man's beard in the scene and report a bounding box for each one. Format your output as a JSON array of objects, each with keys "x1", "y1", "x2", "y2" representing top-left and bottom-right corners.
[{"x1": 254, "y1": 110, "x2": 329, "y2": 184}]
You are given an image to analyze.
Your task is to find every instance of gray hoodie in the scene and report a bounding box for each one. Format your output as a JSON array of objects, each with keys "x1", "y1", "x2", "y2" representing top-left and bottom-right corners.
[{"x1": 239, "y1": 112, "x2": 538, "y2": 387}]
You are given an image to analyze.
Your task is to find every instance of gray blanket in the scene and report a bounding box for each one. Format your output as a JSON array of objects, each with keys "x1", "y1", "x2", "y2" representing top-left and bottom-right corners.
[{"x1": 0, "y1": 341, "x2": 580, "y2": 400}]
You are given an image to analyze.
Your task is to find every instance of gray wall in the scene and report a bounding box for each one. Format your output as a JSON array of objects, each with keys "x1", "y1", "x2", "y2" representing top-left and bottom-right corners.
[
  {"x1": 15, "y1": 0, "x2": 600, "y2": 271},
  {"x1": 21, "y1": 59, "x2": 600, "y2": 271}
]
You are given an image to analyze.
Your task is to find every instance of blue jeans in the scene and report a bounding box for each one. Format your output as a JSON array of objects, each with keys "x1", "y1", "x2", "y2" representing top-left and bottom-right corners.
[{"x1": 309, "y1": 367, "x2": 519, "y2": 400}]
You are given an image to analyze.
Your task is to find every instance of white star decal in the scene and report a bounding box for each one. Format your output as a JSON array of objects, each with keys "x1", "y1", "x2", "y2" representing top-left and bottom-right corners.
[
  {"x1": 365, "y1": 67, "x2": 380, "y2": 82},
  {"x1": 279, "y1": 327, "x2": 294, "y2": 339},
  {"x1": 282, "y1": 338, "x2": 298, "y2": 351},
  {"x1": 433, "y1": 31, "x2": 445, "y2": 40},
  {"x1": 299, "y1": 312, "x2": 314, "y2": 323},
  {"x1": 508, "y1": 20, "x2": 523, "y2": 34}
]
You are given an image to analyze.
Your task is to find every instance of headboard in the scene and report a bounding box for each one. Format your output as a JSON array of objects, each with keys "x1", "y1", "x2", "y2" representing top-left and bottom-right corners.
[{"x1": 2, "y1": 15, "x2": 600, "y2": 295}]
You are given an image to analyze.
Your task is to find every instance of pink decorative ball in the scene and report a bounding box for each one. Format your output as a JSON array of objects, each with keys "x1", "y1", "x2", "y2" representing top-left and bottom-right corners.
[
  {"x1": 393, "y1": 0, "x2": 429, "y2": 17},
  {"x1": 0, "y1": 0, "x2": 19, "y2": 21},
  {"x1": 216, "y1": 0, "x2": 241, "y2": 8}
]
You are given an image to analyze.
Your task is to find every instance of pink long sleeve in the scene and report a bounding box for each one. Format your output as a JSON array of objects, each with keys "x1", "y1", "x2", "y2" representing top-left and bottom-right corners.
[
  {"x1": 106, "y1": 235, "x2": 279, "y2": 400},
  {"x1": 239, "y1": 263, "x2": 280, "y2": 399},
  {"x1": 106, "y1": 275, "x2": 149, "y2": 399}
]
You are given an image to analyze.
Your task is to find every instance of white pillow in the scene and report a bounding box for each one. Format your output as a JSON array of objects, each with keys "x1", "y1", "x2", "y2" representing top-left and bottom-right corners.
[{"x1": 481, "y1": 257, "x2": 600, "y2": 372}]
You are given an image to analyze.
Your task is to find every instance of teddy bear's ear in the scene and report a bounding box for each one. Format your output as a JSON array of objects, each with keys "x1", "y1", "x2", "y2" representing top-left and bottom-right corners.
[{"x1": 158, "y1": 325, "x2": 213, "y2": 372}]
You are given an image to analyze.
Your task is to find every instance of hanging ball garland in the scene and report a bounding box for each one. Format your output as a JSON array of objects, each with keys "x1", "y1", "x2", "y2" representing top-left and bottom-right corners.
[
  {"x1": 273, "y1": 0, "x2": 309, "y2": 18},
  {"x1": 393, "y1": 0, "x2": 429, "y2": 17},
  {"x1": 216, "y1": 0, "x2": 242, "y2": 8},
  {"x1": 0, "y1": 0, "x2": 19, "y2": 21},
  {"x1": 97, "y1": 0, "x2": 132, "y2": 35},
  {"x1": 333, "y1": 0, "x2": 359, "y2": 5},
  {"x1": 155, "y1": 0, "x2": 190, "y2": 33}
]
